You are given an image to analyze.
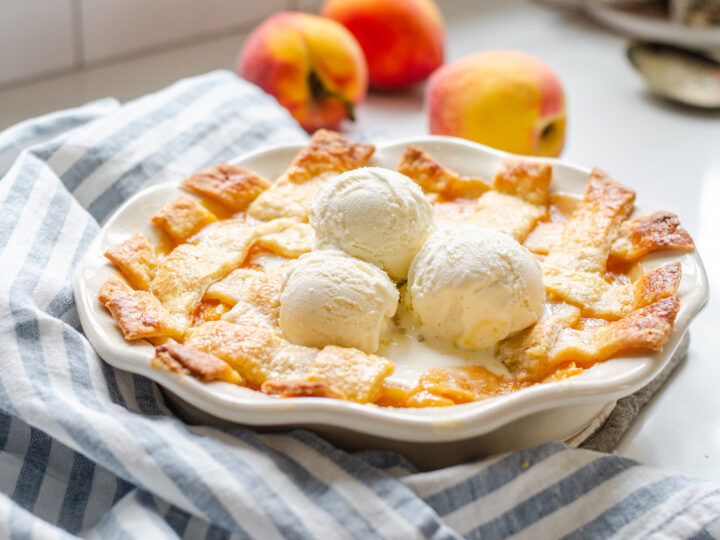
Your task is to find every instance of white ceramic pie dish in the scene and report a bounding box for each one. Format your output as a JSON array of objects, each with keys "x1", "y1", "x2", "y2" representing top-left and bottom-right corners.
[{"x1": 73, "y1": 136, "x2": 708, "y2": 468}]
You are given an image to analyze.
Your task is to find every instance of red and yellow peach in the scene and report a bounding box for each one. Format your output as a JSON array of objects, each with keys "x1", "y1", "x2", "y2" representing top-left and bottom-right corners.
[
  {"x1": 238, "y1": 12, "x2": 368, "y2": 131},
  {"x1": 426, "y1": 50, "x2": 566, "y2": 157},
  {"x1": 321, "y1": 0, "x2": 444, "y2": 89}
]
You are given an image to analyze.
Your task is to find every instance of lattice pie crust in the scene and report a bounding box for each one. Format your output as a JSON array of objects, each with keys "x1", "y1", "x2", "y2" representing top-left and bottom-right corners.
[{"x1": 97, "y1": 130, "x2": 694, "y2": 407}]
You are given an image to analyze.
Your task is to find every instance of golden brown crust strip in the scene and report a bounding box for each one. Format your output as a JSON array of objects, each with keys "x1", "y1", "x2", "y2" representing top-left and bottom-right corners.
[
  {"x1": 523, "y1": 221, "x2": 563, "y2": 254},
  {"x1": 98, "y1": 275, "x2": 133, "y2": 305},
  {"x1": 633, "y1": 262, "x2": 682, "y2": 309},
  {"x1": 247, "y1": 130, "x2": 374, "y2": 221},
  {"x1": 284, "y1": 129, "x2": 375, "y2": 184},
  {"x1": 396, "y1": 145, "x2": 490, "y2": 199},
  {"x1": 98, "y1": 276, "x2": 183, "y2": 340},
  {"x1": 498, "y1": 302, "x2": 582, "y2": 380},
  {"x1": 526, "y1": 213, "x2": 694, "y2": 260},
  {"x1": 397, "y1": 145, "x2": 455, "y2": 193},
  {"x1": 153, "y1": 342, "x2": 242, "y2": 384},
  {"x1": 544, "y1": 168, "x2": 636, "y2": 273},
  {"x1": 417, "y1": 366, "x2": 528, "y2": 404},
  {"x1": 184, "y1": 321, "x2": 316, "y2": 388},
  {"x1": 104, "y1": 294, "x2": 181, "y2": 340},
  {"x1": 438, "y1": 191, "x2": 544, "y2": 242},
  {"x1": 254, "y1": 221, "x2": 314, "y2": 258},
  {"x1": 246, "y1": 177, "x2": 326, "y2": 221},
  {"x1": 150, "y1": 244, "x2": 241, "y2": 332},
  {"x1": 308, "y1": 345, "x2": 395, "y2": 404},
  {"x1": 493, "y1": 159, "x2": 553, "y2": 206},
  {"x1": 610, "y1": 211, "x2": 695, "y2": 263},
  {"x1": 104, "y1": 233, "x2": 157, "y2": 290},
  {"x1": 206, "y1": 267, "x2": 283, "y2": 330},
  {"x1": 150, "y1": 219, "x2": 293, "y2": 331},
  {"x1": 191, "y1": 217, "x2": 295, "y2": 252},
  {"x1": 184, "y1": 322, "x2": 394, "y2": 403},
  {"x1": 205, "y1": 267, "x2": 282, "y2": 308},
  {"x1": 261, "y1": 380, "x2": 346, "y2": 400},
  {"x1": 445, "y1": 176, "x2": 491, "y2": 201},
  {"x1": 181, "y1": 163, "x2": 270, "y2": 211},
  {"x1": 541, "y1": 262, "x2": 681, "y2": 320},
  {"x1": 550, "y1": 296, "x2": 680, "y2": 365},
  {"x1": 151, "y1": 195, "x2": 217, "y2": 243},
  {"x1": 541, "y1": 265, "x2": 629, "y2": 318}
]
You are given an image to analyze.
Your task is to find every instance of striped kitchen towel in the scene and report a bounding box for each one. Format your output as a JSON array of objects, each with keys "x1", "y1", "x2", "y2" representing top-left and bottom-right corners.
[{"x1": 0, "y1": 70, "x2": 718, "y2": 539}]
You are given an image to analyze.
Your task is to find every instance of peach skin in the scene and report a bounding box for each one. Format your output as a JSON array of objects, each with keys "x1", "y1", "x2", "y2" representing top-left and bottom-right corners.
[
  {"x1": 426, "y1": 50, "x2": 566, "y2": 157},
  {"x1": 321, "y1": 0, "x2": 444, "y2": 89},
  {"x1": 238, "y1": 12, "x2": 368, "y2": 132}
]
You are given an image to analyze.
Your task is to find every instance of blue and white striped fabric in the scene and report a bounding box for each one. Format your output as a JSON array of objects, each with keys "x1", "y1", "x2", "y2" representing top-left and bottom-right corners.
[{"x1": 0, "y1": 70, "x2": 718, "y2": 539}]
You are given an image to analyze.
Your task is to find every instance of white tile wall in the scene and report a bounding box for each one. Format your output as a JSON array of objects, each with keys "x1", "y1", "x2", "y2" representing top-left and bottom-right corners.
[
  {"x1": 0, "y1": 0, "x2": 294, "y2": 88},
  {"x1": 80, "y1": 0, "x2": 287, "y2": 64},
  {"x1": 0, "y1": 0, "x2": 77, "y2": 87}
]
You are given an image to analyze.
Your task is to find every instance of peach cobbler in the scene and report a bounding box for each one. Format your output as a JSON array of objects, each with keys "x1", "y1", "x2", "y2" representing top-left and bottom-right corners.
[{"x1": 97, "y1": 130, "x2": 694, "y2": 407}]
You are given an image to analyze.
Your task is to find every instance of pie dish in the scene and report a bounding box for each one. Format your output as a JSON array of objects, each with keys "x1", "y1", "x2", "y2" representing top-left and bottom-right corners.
[{"x1": 73, "y1": 132, "x2": 708, "y2": 466}]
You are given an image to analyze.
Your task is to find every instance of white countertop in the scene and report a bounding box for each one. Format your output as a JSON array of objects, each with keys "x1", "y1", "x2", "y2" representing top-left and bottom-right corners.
[{"x1": 1, "y1": 0, "x2": 718, "y2": 482}]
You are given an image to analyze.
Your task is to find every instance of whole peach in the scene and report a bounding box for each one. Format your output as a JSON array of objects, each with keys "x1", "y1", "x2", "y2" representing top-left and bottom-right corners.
[
  {"x1": 238, "y1": 12, "x2": 367, "y2": 132},
  {"x1": 426, "y1": 50, "x2": 566, "y2": 157},
  {"x1": 321, "y1": 0, "x2": 444, "y2": 89}
]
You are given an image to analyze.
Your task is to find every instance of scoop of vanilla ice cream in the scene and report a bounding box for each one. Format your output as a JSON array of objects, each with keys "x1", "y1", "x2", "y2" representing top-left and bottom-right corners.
[
  {"x1": 279, "y1": 249, "x2": 399, "y2": 353},
  {"x1": 407, "y1": 226, "x2": 544, "y2": 349},
  {"x1": 310, "y1": 167, "x2": 434, "y2": 281}
]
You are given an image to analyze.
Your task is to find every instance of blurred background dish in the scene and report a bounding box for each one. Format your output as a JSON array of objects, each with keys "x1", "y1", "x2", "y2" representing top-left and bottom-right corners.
[
  {"x1": 586, "y1": 1, "x2": 720, "y2": 48},
  {"x1": 627, "y1": 41, "x2": 720, "y2": 108}
]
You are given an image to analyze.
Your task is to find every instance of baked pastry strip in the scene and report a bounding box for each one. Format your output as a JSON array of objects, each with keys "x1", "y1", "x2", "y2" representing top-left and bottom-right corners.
[
  {"x1": 263, "y1": 346, "x2": 396, "y2": 403},
  {"x1": 254, "y1": 221, "x2": 315, "y2": 258},
  {"x1": 415, "y1": 366, "x2": 528, "y2": 404},
  {"x1": 438, "y1": 191, "x2": 545, "y2": 242},
  {"x1": 307, "y1": 346, "x2": 394, "y2": 404},
  {"x1": 498, "y1": 302, "x2": 582, "y2": 380},
  {"x1": 205, "y1": 267, "x2": 283, "y2": 308},
  {"x1": 261, "y1": 380, "x2": 346, "y2": 400},
  {"x1": 474, "y1": 191, "x2": 546, "y2": 241},
  {"x1": 282, "y1": 129, "x2": 376, "y2": 184},
  {"x1": 98, "y1": 275, "x2": 184, "y2": 340},
  {"x1": 523, "y1": 193, "x2": 581, "y2": 255},
  {"x1": 523, "y1": 221, "x2": 563, "y2": 254},
  {"x1": 150, "y1": 194, "x2": 217, "y2": 243},
  {"x1": 248, "y1": 130, "x2": 374, "y2": 221},
  {"x1": 184, "y1": 321, "x2": 318, "y2": 388},
  {"x1": 98, "y1": 274, "x2": 133, "y2": 304},
  {"x1": 150, "y1": 244, "x2": 243, "y2": 332},
  {"x1": 541, "y1": 261, "x2": 681, "y2": 319},
  {"x1": 493, "y1": 159, "x2": 553, "y2": 206},
  {"x1": 609, "y1": 211, "x2": 695, "y2": 263},
  {"x1": 181, "y1": 163, "x2": 271, "y2": 212},
  {"x1": 205, "y1": 267, "x2": 284, "y2": 331},
  {"x1": 185, "y1": 321, "x2": 394, "y2": 403},
  {"x1": 190, "y1": 218, "x2": 295, "y2": 252},
  {"x1": 526, "y1": 212, "x2": 694, "y2": 259},
  {"x1": 151, "y1": 219, "x2": 294, "y2": 332},
  {"x1": 544, "y1": 168, "x2": 635, "y2": 273},
  {"x1": 104, "y1": 233, "x2": 157, "y2": 290},
  {"x1": 396, "y1": 145, "x2": 490, "y2": 200},
  {"x1": 248, "y1": 177, "x2": 328, "y2": 222},
  {"x1": 153, "y1": 342, "x2": 243, "y2": 384},
  {"x1": 550, "y1": 296, "x2": 680, "y2": 364}
]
